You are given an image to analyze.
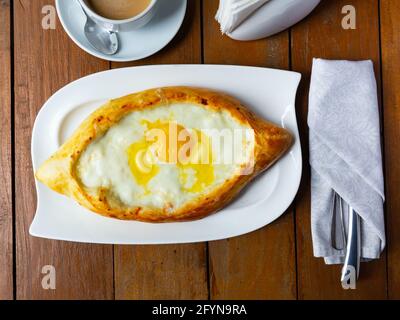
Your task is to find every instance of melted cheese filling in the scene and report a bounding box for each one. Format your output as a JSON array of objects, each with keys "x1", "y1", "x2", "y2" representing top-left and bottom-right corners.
[{"x1": 76, "y1": 103, "x2": 254, "y2": 212}]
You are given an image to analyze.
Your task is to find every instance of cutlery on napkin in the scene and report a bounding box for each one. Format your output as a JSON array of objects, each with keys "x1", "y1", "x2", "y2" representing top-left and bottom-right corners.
[
  {"x1": 308, "y1": 59, "x2": 385, "y2": 269},
  {"x1": 215, "y1": 0, "x2": 270, "y2": 34}
]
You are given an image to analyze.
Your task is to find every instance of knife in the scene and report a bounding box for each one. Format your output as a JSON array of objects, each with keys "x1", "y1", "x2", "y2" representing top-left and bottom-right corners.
[{"x1": 341, "y1": 206, "x2": 361, "y2": 286}]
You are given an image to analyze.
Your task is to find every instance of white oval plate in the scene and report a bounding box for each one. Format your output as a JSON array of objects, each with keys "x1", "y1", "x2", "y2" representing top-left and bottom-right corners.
[
  {"x1": 30, "y1": 65, "x2": 302, "y2": 244},
  {"x1": 55, "y1": 0, "x2": 187, "y2": 62}
]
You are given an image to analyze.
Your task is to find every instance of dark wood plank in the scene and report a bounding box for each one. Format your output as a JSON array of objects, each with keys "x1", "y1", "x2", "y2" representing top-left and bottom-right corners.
[
  {"x1": 291, "y1": 0, "x2": 387, "y2": 299},
  {"x1": 380, "y1": 0, "x2": 400, "y2": 300},
  {"x1": 112, "y1": 0, "x2": 208, "y2": 299},
  {"x1": 0, "y1": 0, "x2": 13, "y2": 300},
  {"x1": 203, "y1": 0, "x2": 297, "y2": 300},
  {"x1": 14, "y1": 0, "x2": 114, "y2": 299}
]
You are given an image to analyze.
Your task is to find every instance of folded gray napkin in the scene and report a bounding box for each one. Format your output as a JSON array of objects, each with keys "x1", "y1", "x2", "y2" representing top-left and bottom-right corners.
[{"x1": 308, "y1": 58, "x2": 385, "y2": 264}]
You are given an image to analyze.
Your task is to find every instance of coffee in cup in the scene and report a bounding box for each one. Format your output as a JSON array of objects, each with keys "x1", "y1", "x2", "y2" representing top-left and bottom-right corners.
[
  {"x1": 79, "y1": 0, "x2": 158, "y2": 32},
  {"x1": 86, "y1": 0, "x2": 152, "y2": 20}
]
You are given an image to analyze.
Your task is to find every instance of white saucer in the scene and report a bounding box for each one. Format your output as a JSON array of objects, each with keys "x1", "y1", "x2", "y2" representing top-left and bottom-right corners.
[{"x1": 55, "y1": 0, "x2": 187, "y2": 62}]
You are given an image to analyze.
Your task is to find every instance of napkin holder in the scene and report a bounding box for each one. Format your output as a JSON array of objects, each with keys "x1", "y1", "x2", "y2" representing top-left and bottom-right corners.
[{"x1": 227, "y1": 0, "x2": 320, "y2": 41}]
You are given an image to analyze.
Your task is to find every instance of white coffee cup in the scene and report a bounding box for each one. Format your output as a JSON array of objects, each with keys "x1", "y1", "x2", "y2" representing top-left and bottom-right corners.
[{"x1": 78, "y1": 0, "x2": 159, "y2": 32}]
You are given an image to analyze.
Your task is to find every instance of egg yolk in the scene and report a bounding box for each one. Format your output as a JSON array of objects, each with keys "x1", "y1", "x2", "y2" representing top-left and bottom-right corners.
[
  {"x1": 126, "y1": 120, "x2": 215, "y2": 193},
  {"x1": 126, "y1": 140, "x2": 159, "y2": 186}
]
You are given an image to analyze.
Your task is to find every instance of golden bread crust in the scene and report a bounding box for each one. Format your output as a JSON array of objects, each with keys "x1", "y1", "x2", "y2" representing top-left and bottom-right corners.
[{"x1": 36, "y1": 87, "x2": 293, "y2": 222}]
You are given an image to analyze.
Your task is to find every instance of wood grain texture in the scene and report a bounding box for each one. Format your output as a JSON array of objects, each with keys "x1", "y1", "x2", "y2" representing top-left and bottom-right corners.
[
  {"x1": 380, "y1": 0, "x2": 400, "y2": 300},
  {"x1": 113, "y1": 0, "x2": 208, "y2": 300},
  {"x1": 115, "y1": 244, "x2": 208, "y2": 299},
  {"x1": 14, "y1": 0, "x2": 114, "y2": 299},
  {"x1": 291, "y1": 0, "x2": 388, "y2": 299},
  {"x1": 4, "y1": 0, "x2": 398, "y2": 300},
  {"x1": 203, "y1": 0, "x2": 297, "y2": 300},
  {"x1": 0, "y1": 0, "x2": 13, "y2": 300}
]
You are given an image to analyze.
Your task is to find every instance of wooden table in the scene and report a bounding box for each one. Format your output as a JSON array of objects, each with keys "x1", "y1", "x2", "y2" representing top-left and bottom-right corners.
[{"x1": 1, "y1": 0, "x2": 399, "y2": 300}]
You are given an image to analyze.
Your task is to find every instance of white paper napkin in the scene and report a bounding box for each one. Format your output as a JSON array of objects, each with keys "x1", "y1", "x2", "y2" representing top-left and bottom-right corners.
[
  {"x1": 308, "y1": 58, "x2": 385, "y2": 264},
  {"x1": 215, "y1": 0, "x2": 270, "y2": 34}
]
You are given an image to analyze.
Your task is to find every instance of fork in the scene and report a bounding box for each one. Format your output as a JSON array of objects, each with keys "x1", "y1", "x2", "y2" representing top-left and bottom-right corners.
[{"x1": 331, "y1": 192, "x2": 346, "y2": 251}]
